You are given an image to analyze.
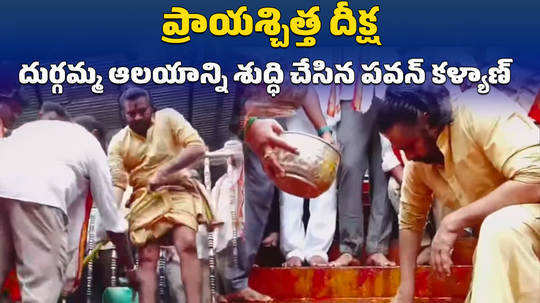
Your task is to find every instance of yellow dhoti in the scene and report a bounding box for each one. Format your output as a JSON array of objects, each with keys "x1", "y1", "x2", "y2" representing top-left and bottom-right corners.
[
  {"x1": 127, "y1": 180, "x2": 214, "y2": 247},
  {"x1": 466, "y1": 203, "x2": 540, "y2": 303}
]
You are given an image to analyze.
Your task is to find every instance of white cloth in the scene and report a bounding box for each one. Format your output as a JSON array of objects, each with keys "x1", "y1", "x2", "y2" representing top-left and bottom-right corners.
[
  {"x1": 195, "y1": 140, "x2": 245, "y2": 258},
  {"x1": 279, "y1": 102, "x2": 337, "y2": 262},
  {"x1": 380, "y1": 135, "x2": 400, "y2": 173},
  {"x1": 209, "y1": 159, "x2": 244, "y2": 254},
  {"x1": 0, "y1": 120, "x2": 128, "y2": 244},
  {"x1": 280, "y1": 181, "x2": 337, "y2": 262}
]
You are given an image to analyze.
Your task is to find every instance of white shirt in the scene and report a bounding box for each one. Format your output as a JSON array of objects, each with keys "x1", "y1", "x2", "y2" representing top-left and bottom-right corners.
[
  {"x1": 314, "y1": 85, "x2": 346, "y2": 128},
  {"x1": 380, "y1": 134, "x2": 401, "y2": 173},
  {"x1": 0, "y1": 120, "x2": 128, "y2": 240}
]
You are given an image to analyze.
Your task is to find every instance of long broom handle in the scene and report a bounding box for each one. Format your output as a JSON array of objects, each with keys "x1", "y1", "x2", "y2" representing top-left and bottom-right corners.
[
  {"x1": 86, "y1": 208, "x2": 98, "y2": 303},
  {"x1": 204, "y1": 157, "x2": 217, "y2": 303}
]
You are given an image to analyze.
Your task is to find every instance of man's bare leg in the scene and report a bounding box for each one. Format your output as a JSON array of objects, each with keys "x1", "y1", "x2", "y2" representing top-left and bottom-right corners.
[
  {"x1": 138, "y1": 242, "x2": 160, "y2": 303},
  {"x1": 172, "y1": 225, "x2": 201, "y2": 303},
  {"x1": 365, "y1": 252, "x2": 396, "y2": 266},
  {"x1": 225, "y1": 288, "x2": 272, "y2": 302},
  {"x1": 416, "y1": 246, "x2": 431, "y2": 265},
  {"x1": 329, "y1": 253, "x2": 360, "y2": 267}
]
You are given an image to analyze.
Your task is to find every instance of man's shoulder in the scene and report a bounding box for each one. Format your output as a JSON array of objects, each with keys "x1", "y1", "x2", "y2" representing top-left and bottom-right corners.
[
  {"x1": 15, "y1": 120, "x2": 87, "y2": 140},
  {"x1": 155, "y1": 108, "x2": 187, "y2": 126},
  {"x1": 450, "y1": 99, "x2": 528, "y2": 142},
  {"x1": 156, "y1": 108, "x2": 182, "y2": 117},
  {"x1": 452, "y1": 89, "x2": 526, "y2": 123},
  {"x1": 109, "y1": 127, "x2": 130, "y2": 147}
]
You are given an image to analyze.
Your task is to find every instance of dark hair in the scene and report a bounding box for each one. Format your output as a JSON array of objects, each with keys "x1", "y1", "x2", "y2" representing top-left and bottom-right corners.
[
  {"x1": 73, "y1": 115, "x2": 105, "y2": 138},
  {"x1": 119, "y1": 87, "x2": 155, "y2": 109},
  {"x1": 41, "y1": 101, "x2": 71, "y2": 120},
  {"x1": 0, "y1": 89, "x2": 28, "y2": 111},
  {"x1": 73, "y1": 115, "x2": 107, "y2": 150},
  {"x1": 377, "y1": 83, "x2": 452, "y2": 132}
]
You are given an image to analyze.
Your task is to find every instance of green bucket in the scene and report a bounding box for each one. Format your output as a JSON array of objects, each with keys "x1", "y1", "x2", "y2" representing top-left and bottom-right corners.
[{"x1": 102, "y1": 287, "x2": 139, "y2": 303}]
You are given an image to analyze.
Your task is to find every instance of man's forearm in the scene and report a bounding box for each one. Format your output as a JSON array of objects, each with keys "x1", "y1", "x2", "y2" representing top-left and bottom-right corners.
[
  {"x1": 301, "y1": 87, "x2": 328, "y2": 131},
  {"x1": 398, "y1": 229, "x2": 423, "y2": 296},
  {"x1": 113, "y1": 186, "x2": 125, "y2": 209},
  {"x1": 449, "y1": 180, "x2": 540, "y2": 231},
  {"x1": 160, "y1": 145, "x2": 205, "y2": 176}
]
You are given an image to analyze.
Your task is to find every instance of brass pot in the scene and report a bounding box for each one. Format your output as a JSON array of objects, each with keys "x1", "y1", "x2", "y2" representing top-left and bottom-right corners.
[{"x1": 273, "y1": 131, "x2": 341, "y2": 198}]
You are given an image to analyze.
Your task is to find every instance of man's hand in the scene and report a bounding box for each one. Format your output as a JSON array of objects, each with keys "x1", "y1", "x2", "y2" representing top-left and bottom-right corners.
[
  {"x1": 320, "y1": 131, "x2": 335, "y2": 146},
  {"x1": 261, "y1": 232, "x2": 279, "y2": 247},
  {"x1": 148, "y1": 171, "x2": 168, "y2": 191},
  {"x1": 245, "y1": 119, "x2": 298, "y2": 180},
  {"x1": 107, "y1": 231, "x2": 139, "y2": 300},
  {"x1": 147, "y1": 145, "x2": 204, "y2": 191},
  {"x1": 430, "y1": 215, "x2": 459, "y2": 277},
  {"x1": 148, "y1": 169, "x2": 191, "y2": 191},
  {"x1": 125, "y1": 268, "x2": 142, "y2": 300}
]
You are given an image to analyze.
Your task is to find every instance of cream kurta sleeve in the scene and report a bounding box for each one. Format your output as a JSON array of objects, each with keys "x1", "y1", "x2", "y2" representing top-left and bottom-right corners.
[
  {"x1": 399, "y1": 162, "x2": 434, "y2": 232},
  {"x1": 86, "y1": 133, "x2": 128, "y2": 233},
  {"x1": 466, "y1": 108, "x2": 540, "y2": 184},
  {"x1": 163, "y1": 108, "x2": 205, "y2": 148},
  {"x1": 107, "y1": 130, "x2": 129, "y2": 190}
]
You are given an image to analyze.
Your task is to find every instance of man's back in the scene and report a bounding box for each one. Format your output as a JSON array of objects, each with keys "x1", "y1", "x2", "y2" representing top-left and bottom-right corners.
[{"x1": 0, "y1": 120, "x2": 102, "y2": 214}]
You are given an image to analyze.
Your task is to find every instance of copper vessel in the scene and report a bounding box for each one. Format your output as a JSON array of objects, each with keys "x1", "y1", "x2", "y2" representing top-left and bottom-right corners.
[{"x1": 274, "y1": 131, "x2": 341, "y2": 198}]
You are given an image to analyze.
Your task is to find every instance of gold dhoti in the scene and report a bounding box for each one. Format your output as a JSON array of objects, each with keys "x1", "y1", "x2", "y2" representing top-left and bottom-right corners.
[
  {"x1": 127, "y1": 180, "x2": 213, "y2": 247},
  {"x1": 466, "y1": 203, "x2": 540, "y2": 303}
]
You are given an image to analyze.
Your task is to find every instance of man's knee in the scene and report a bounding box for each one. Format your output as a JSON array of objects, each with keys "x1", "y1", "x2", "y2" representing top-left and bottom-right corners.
[
  {"x1": 139, "y1": 246, "x2": 159, "y2": 269},
  {"x1": 174, "y1": 228, "x2": 197, "y2": 253}
]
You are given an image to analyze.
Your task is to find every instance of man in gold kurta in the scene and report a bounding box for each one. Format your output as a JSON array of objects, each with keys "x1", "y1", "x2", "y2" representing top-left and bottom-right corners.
[
  {"x1": 375, "y1": 84, "x2": 540, "y2": 303},
  {"x1": 108, "y1": 87, "x2": 211, "y2": 303}
]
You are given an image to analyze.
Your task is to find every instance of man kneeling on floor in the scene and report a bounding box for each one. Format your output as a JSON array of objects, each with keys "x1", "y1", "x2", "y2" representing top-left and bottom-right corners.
[{"x1": 376, "y1": 83, "x2": 540, "y2": 303}]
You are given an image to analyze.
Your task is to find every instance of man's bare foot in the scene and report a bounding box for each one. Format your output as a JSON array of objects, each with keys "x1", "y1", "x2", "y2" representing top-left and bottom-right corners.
[
  {"x1": 225, "y1": 287, "x2": 273, "y2": 302},
  {"x1": 282, "y1": 256, "x2": 303, "y2": 267},
  {"x1": 307, "y1": 255, "x2": 329, "y2": 267},
  {"x1": 365, "y1": 253, "x2": 396, "y2": 266},
  {"x1": 416, "y1": 246, "x2": 431, "y2": 265},
  {"x1": 329, "y1": 253, "x2": 361, "y2": 267},
  {"x1": 261, "y1": 232, "x2": 279, "y2": 247}
]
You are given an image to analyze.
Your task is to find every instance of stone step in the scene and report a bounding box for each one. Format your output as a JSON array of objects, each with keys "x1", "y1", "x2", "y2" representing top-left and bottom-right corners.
[
  {"x1": 251, "y1": 299, "x2": 463, "y2": 303},
  {"x1": 248, "y1": 266, "x2": 473, "y2": 300},
  {"x1": 256, "y1": 238, "x2": 477, "y2": 268}
]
